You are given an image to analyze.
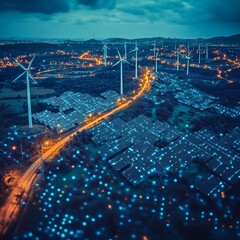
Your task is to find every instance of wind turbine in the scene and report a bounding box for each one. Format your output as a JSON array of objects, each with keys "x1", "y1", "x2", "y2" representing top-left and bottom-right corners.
[
  {"x1": 198, "y1": 42, "x2": 202, "y2": 64},
  {"x1": 174, "y1": 41, "x2": 177, "y2": 51},
  {"x1": 102, "y1": 43, "x2": 109, "y2": 67},
  {"x1": 124, "y1": 41, "x2": 128, "y2": 61},
  {"x1": 12, "y1": 56, "x2": 36, "y2": 128},
  {"x1": 186, "y1": 55, "x2": 190, "y2": 75},
  {"x1": 151, "y1": 42, "x2": 156, "y2": 58},
  {"x1": 130, "y1": 41, "x2": 138, "y2": 79},
  {"x1": 205, "y1": 42, "x2": 209, "y2": 60},
  {"x1": 176, "y1": 47, "x2": 191, "y2": 75},
  {"x1": 155, "y1": 51, "x2": 159, "y2": 73},
  {"x1": 176, "y1": 50, "x2": 180, "y2": 71},
  {"x1": 186, "y1": 42, "x2": 190, "y2": 75},
  {"x1": 112, "y1": 50, "x2": 129, "y2": 95}
]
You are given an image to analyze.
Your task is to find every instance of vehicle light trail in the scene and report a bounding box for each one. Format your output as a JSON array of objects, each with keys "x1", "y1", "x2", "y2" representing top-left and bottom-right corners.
[{"x1": 0, "y1": 68, "x2": 153, "y2": 237}]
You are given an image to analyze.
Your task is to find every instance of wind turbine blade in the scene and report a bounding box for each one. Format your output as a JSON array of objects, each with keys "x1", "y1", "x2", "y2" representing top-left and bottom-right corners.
[
  {"x1": 117, "y1": 49, "x2": 122, "y2": 59},
  {"x1": 14, "y1": 58, "x2": 27, "y2": 71},
  {"x1": 130, "y1": 49, "x2": 135, "y2": 53},
  {"x1": 112, "y1": 61, "x2": 121, "y2": 67},
  {"x1": 124, "y1": 60, "x2": 130, "y2": 64},
  {"x1": 28, "y1": 72, "x2": 37, "y2": 84},
  {"x1": 12, "y1": 71, "x2": 25, "y2": 83},
  {"x1": 28, "y1": 56, "x2": 35, "y2": 69}
]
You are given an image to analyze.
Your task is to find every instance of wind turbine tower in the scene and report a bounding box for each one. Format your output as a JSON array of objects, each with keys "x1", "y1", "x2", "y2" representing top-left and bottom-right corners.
[
  {"x1": 176, "y1": 50, "x2": 180, "y2": 71},
  {"x1": 102, "y1": 43, "x2": 109, "y2": 67},
  {"x1": 155, "y1": 51, "x2": 159, "y2": 73},
  {"x1": 12, "y1": 56, "x2": 36, "y2": 128},
  {"x1": 113, "y1": 50, "x2": 129, "y2": 95},
  {"x1": 130, "y1": 41, "x2": 139, "y2": 79},
  {"x1": 206, "y1": 43, "x2": 209, "y2": 60},
  {"x1": 124, "y1": 41, "x2": 128, "y2": 61},
  {"x1": 198, "y1": 43, "x2": 201, "y2": 64},
  {"x1": 186, "y1": 42, "x2": 190, "y2": 75},
  {"x1": 151, "y1": 42, "x2": 156, "y2": 58}
]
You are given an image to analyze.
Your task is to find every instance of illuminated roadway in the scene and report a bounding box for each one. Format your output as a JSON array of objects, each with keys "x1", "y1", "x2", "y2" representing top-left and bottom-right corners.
[{"x1": 0, "y1": 68, "x2": 153, "y2": 237}]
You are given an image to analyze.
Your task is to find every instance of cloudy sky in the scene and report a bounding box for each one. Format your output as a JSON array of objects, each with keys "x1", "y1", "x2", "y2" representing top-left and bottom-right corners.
[{"x1": 0, "y1": 0, "x2": 239, "y2": 39}]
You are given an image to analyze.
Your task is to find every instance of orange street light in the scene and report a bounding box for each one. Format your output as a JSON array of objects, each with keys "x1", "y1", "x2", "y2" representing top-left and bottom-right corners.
[{"x1": 44, "y1": 141, "x2": 50, "y2": 146}]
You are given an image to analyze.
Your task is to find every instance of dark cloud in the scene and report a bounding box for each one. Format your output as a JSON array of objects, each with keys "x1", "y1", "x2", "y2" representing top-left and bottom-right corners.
[
  {"x1": 117, "y1": 0, "x2": 240, "y2": 25},
  {"x1": 1, "y1": 0, "x2": 239, "y2": 25},
  {"x1": 206, "y1": 0, "x2": 240, "y2": 23},
  {"x1": 77, "y1": 0, "x2": 117, "y2": 9},
  {"x1": 117, "y1": 1, "x2": 192, "y2": 24},
  {"x1": 0, "y1": 0, "x2": 117, "y2": 15},
  {"x1": 0, "y1": 0, "x2": 70, "y2": 14}
]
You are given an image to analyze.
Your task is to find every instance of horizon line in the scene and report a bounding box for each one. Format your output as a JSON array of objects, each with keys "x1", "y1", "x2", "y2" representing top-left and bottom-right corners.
[{"x1": 0, "y1": 33, "x2": 239, "y2": 42}]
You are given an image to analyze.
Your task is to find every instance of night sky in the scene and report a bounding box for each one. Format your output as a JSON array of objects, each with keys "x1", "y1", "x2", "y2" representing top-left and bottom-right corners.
[{"x1": 0, "y1": 0, "x2": 240, "y2": 39}]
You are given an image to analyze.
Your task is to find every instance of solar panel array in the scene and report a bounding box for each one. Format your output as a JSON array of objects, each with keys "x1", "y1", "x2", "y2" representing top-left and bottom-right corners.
[
  {"x1": 33, "y1": 90, "x2": 121, "y2": 132},
  {"x1": 90, "y1": 115, "x2": 181, "y2": 185},
  {"x1": 212, "y1": 104, "x2": 240, "y2": 118},
  {"x1": 175, "y1": 89, "x2": 215, "y2": 111},
  {"x1": 153, "y1": 72, "x2": 240, "y2": 118},
  {"x1": 90, "y1": 115, "x2": 240, "y2": 199}
]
